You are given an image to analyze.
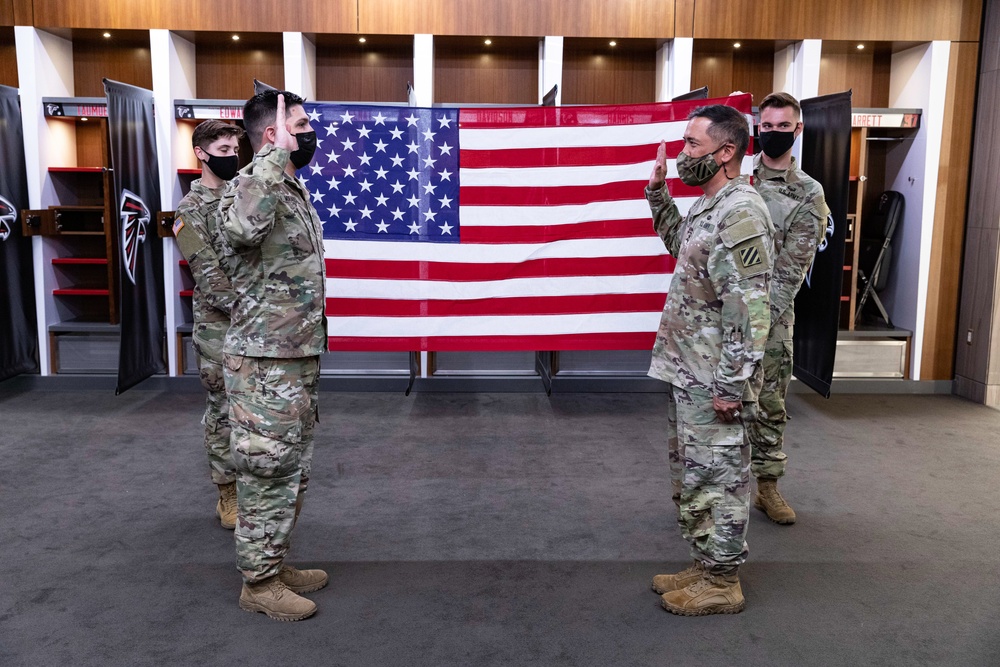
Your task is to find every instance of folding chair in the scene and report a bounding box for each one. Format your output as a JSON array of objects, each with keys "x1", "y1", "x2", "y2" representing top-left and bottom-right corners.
[{"x1": 855, "y1": 191, "x2": 904, "y2": 327}]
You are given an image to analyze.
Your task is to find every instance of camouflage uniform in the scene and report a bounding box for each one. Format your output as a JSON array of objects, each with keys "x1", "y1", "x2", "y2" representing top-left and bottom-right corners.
[
  {"x1": 646, "y1": 175, "x2": 773, "y2": 575},
  {"x1": 218, "y1": 144, "x2": 328, "y2": 583},
  {"x1": 173, "y1": 179, "x2": 236, "y2": 486},
  {"x1": 749, "y1": 154, "x2": 829, "y2": 480}
]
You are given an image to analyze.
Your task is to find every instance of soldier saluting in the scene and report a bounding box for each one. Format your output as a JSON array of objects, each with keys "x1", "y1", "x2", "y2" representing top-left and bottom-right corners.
[
  {"x1": 645, "y1": 104, "x2": 774, "y2": 616},
  {"x1": 218, "y1": 90, "x2": 327, "y2": 622}
]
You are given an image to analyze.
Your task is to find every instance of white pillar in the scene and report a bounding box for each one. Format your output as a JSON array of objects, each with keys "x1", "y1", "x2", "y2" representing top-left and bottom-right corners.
[
  {"x1": 538, "y1": 36, "x2": 563, "y2": 105},
  {"x1": 412, "y1": 34, "x2": 434, "y2": 107},
  {"x1": 773, "y1": 39, "x2": 822, "y2": 100},
  {"x1": 15, "y1": 27, "x2": 75, "y2": 376},
  {"x1": 151, "y1": 29, "x2": 197, "y2": 377},
  {"x1": 882, "y1": 41, "x2": 951, "y2": 381},
  {"x1": 655, "y1": 38, "x2": 693, "y2": 102},
  {"x1": 283, "y1": 32, "x2": 316, "y2": 100}
]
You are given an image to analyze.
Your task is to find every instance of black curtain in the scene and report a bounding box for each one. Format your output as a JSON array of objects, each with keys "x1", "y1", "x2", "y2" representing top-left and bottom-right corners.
[
  {"x1": 795, "y1": 91, "x2": 853, "y2": 397},
  {"x1": 0, "y1": 84, "x2": 38, "y2": 381},
  {"x1": 104, "y1": 79, "x2": 165, "y2": 394}
]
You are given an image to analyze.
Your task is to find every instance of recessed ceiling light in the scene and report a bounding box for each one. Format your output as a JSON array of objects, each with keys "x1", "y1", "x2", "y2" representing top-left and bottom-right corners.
[
  {"x1": 80, "y1": 117, "x2": 88, "y2": 121},
  {"x1": 102, "y1": 32, "x2": 111, "y2": 39},
  {"x1": 484, "y1": 38, "x2": 492, "y2": 46},
  {"x1": 857, "y1": 43, "x2": 865, "y2": 50},
  {"x1": 232, "y1": 35, "x2": 240, "y2": 41},
  {"x1": 609, "y1": 40, "x2": 617, "y2": 47},
  {"x1": 359, "y1": 37, "x2": 367, "y2": 43},
  {"x1": 734, "y1": 42, "x2": 741, "y2": 48}
]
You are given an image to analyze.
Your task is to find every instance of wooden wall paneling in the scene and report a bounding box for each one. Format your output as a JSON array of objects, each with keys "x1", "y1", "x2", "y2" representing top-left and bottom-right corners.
[
  {"x1": 690, "y1": 48, "x2": 733, "y2": 102},
  {"x1": 315, "y1": 35, "x2": 413, "y2": 103},
  {"x1": 358, "y1": 0, "x2": 674, "y2": 39},
  {"x1": 561, "y1": 38, "x2": 657, "y2": 105},
  {"x1": 0, "y1": 0, "x2": 12, "y2": 25},
  {"x1": 10, "y1": 0, "x2": 29, "y2": 24},
  {"x1": 194, "y1": 32, "x2": 284, "y2": 100},
  {"x1": 28, "y1": 0, "x2": 356, "y2": 33},
  {"x1": 690, "y1": 40, "x2": 774, "y2": 104},
  {"x1": 674, "y1": 0, "x2": 696, "y2": 38},
  {"x1": 0, "y1": 27, "x2": 16, "y2": 87},
  {"x1": 73, "y1": 31, "x2": 152, "y2": 97},
  {"x1": 818, "y1": 43, "x2": 891, "y2": 108},
  {"x1": 75, "y1": 118, "x2": 109, "y2": 168},
  {"x1": 920, "y1": 41, "x2": 979, "y2": 380},
  {"x1": 691, "y1": 0, "x2": 981, "y2": 42},
  {"x1": 434, "y1": 36, "x2": 539, "y2": 105}
]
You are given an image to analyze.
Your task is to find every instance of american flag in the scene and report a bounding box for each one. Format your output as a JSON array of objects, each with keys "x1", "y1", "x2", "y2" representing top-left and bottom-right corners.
[{"x1": 301, "y1": 94, "x2": 753, "y2": 352}]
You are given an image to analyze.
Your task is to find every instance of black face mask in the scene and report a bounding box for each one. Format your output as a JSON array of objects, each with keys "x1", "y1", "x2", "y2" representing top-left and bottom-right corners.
[
  {"x1": 757, "y1": 131, "x2": 797, "y2": 159},
  {"x1": 290, "y1": 131, "x2": 317, "y2": 169},
  {"x1": 203, "y1": 153, "x2": 239, "y2": 181}
]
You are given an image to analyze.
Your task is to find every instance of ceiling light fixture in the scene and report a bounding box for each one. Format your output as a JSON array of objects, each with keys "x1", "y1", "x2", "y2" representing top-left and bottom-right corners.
[
  {"x1": 103, "y1": 32, "x2": 111, "y2": 38},
  {"x1": 232, "y1": 35, "x2": 240, "y2": 41},
  {"x1": 359, "y1": 37, "x2": 367, "y2": 43},
  {"x1": 484, "y1": 38, "x2": 492, "y2": 46},
  {"x1": 609, "y1": 40, "x2": 617, "y2": 47},
  {"x1": 857, "y1": 43, "x2": 865, "y2": 50},
  {"x1": 734, "y1": 42, "x2": 741, "y2": 48}
]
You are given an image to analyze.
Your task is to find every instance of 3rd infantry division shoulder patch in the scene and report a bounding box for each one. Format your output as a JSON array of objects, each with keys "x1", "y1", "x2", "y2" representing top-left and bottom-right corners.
[{"x1": 739, "y1": 245, "x2": 762, "y2": 268}]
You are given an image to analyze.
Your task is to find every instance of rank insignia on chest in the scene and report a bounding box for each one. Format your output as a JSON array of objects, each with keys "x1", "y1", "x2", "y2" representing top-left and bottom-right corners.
[{"x1": 739, "y1": 245, "x2": 762, "y2": 268}]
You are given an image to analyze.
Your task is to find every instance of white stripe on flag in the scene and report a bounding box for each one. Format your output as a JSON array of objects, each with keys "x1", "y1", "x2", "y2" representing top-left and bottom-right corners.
[
  {"x1": 327, "y1": 312, "x2": 665, "y2": 337},
  {"x1": 323, "y1": 237, "x2": 669, "y2": 263},
  {"x1": 461, "y1": 121, "x2": 688, "y2": 150},
  {"x1": 458, "y1": 200, "x2": 656, "y2": 227},
  {"x1": 328, "y1": 273, "x2": 673, "y2": 301},
  {"x1": 460, "y1": 161, "x2": 651, "y2": 187}
]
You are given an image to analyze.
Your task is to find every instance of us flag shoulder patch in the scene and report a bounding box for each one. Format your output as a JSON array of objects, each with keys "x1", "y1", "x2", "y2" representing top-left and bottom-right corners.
[{"x1": 172, "y1": 216, "x2": 184, "y2": 236}]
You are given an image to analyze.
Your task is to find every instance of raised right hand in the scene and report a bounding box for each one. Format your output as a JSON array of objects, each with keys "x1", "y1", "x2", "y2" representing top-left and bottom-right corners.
[
  {"x1": 272, "y1": 94, "x2": 298, "y2": 152},
  {"x1": 648, "y1": 140, "x2": 667, "y2": 190}
]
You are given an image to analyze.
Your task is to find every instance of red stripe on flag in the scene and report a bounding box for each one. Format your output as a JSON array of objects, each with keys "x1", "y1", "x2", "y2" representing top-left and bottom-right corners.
[
  {"x1": 325, "y1": 254, "x2": 674, "y2": 281},
  {"x1": 326, "y1": 292, "x2": 669, "y2": 317},
  {"x1": 459, "y1": 219, "x2": 663, "y2": 244},
  {"x1": 459, "y1": 142, "x2": 684, "y2": 168},
  {"x1": 328, "y1": 331, "x2": 658, "y2": 352},
  {"x1": 460, "y1": 179, "x2": 704, "y2": 206},
  {"x1": 457, "y1": 96, "x2": 752, "y2": 129}
]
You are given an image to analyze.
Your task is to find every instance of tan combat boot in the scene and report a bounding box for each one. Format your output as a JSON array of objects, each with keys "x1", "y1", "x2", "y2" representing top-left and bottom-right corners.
[
  {"x1": 216, "y1": 482, "x2": 237, "y2": 530},
  {"x1": 239, "y1": 577, "x2": 317, "y2": 621},
  {"x1": 279, "y1": 565, "x2": 329, "y2": 594},
  {"x1": 660, "y1": 572, "x2": 745, "y2": 616},
  {"x1": 651, "y1": 560, "x2": 704, "y2": 594},
  {"x1": 754, "y1": 478, "x2": 797, "y2": 524}
]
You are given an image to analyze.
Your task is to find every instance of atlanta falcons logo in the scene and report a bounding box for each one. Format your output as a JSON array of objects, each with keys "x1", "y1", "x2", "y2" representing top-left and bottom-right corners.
[
  {"x1": 120, "y1": 188, "x2": 150, "y2": 285},
  {"x1": 0, "y1": 194, "x2": 16, "y2": 242}
]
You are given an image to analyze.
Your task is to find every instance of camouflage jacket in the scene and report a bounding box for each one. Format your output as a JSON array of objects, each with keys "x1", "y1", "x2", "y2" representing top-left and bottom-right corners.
[
  {"x1": 753, "y1": 154, "x2": 829, "y2": 332},
  {"x1": 218, "y1": 144, "x2": 328, "y2": 358},
  {"x1": 645, "y1": 176, "x2": 774, "y2": 402},
  {"x1": 173, "y1": 179, "x2": 234, "y2": 363}
]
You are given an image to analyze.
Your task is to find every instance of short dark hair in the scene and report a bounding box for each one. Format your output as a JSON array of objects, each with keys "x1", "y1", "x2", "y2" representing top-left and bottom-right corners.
[
  {"x1": 759, "y1": 91, "x2": 801, "y2": 118},
  {"x1": 242, "y1": 89, "x2": 305, "y2": 151},
  {"x1": 688, "y1": 104, "x2": 750, "y2": 162},
  {"x1": 191, "y1": 119, "x2": 244, "y2": 150}
]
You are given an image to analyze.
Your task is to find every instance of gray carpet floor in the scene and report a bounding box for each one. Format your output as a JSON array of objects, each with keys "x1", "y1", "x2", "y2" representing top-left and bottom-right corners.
[{"x1": 1, "y1": 388, "x2": 999, "y2": 666}]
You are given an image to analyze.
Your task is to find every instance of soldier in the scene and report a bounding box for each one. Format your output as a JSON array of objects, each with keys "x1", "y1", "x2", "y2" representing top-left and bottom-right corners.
[
  {"x1": 645, "y1": 104, "x2": 773, "y2": 616},
  {"x1": 749, "y1": 92, "x2": 830, "y2": 525},
  {"x1": 172, "y1": 119, "x2": 244, "y2": 530},
  {"x1": 218, "y1": 90, "x2": 327, "y2": 621}
]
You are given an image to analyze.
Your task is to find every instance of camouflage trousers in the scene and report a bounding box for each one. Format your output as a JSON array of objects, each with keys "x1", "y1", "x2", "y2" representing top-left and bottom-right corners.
[
  {"x1": 666, "y1": 384, "x2": 752, "y2": 575},
  {"x1": 223, "y1": 354, "x2": 320, "y2": 583},
  {"x1": 198, "y1": 354, "x2": 236, "y2": 485},
  {"x1": 746, "y1": 325, "x2": 793, "y2": 479}
]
